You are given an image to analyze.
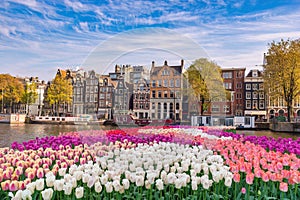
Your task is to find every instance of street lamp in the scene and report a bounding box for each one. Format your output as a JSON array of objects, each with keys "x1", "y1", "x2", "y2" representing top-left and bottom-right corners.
[{"x1": 1, "y1": 89, "x2": 3, "y2": 113}]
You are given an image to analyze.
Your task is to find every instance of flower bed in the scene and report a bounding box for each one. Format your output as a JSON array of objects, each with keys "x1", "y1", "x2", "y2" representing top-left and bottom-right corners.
[{"x1": 1, "y1": 126, "x2": 299, "y2": 199}]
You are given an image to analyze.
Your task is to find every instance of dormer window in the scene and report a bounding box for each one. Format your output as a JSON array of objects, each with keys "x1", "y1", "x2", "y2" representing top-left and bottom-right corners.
[
  {"x1": 253, "y1": 71, "x2": 258, "y2": 77},
  {"x1": 162, "y1": 69, "x2": 169, "y2": 76}
]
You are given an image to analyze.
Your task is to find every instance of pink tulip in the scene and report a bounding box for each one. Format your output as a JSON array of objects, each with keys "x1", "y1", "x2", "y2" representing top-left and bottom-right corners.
[
  {"x1": 279, "y1": 182, "x2": 288, "y2": 192},
  {"x1": 1, "y1": 180, "x2": 10, "y2": 191},
  {"x1": 9, "y1": 180, "x2": 19, "y2": 191},
  {"x1": 37, "y1": 168, "x2": 44, "y2": 178},
  {"x1": 19, "y1": 181, "x2": 26, "y2": 190},
  {"x1": 241, "y1": 187, "x2": 246, "y2": 194},
  {"x1": 246, "y1": 173, "x2": 254, "y2": 185},
  {"x1": 233, "y1": 173, "x2": 240, "y2": 183}
]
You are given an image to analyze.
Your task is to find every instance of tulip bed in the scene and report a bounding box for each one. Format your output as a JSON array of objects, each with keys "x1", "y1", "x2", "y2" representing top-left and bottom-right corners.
[{"x1": 1, "y1": 126, "x2": 300, "y2": 199}]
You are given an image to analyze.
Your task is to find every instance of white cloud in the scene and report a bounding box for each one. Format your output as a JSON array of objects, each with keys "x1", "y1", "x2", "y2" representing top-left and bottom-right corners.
[{"x1": 8, "y1": 0, "x2": 38, "y2": 9}]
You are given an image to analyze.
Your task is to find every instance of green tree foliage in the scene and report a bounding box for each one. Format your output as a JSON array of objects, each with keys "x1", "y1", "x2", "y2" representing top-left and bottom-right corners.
[
  {"x1": 46, "y1": 75, "x2": 73, "y2": 115},
  {"x1": 186, "y1": 58, "x2": 226, "y2": 115},
  {"x1": 21, "y1": 82, "x2": 38, "y2": 115},
  {"x1": 0, "y1": 74, "x2": 24, "y2": 113},
  {"x1": 263, "y1": 39, "x2": 300, "y2": 122}
]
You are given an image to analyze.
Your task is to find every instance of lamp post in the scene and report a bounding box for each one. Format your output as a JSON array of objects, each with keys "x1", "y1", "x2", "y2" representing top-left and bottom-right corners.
[{"x1": 1, "y1": 89, "x2": 3, "y2": 113}]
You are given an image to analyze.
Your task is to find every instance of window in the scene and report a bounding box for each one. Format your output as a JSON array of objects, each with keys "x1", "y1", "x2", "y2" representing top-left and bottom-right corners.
[
  {"x1": 246, "y1": 84, "x2": 251, "y2": 90},
  {"x1": 246, "y1": 92, "x2": 251, "y2": 99},
  {"x1": 259, "y1": 92, "x2": 264, "y2": 99},
  {"x1": 252, "y1": 84, "x2": 258, "y2": 90},
  {"x1": 170, "y1": 91, "x2": 174, "y2": 98},
  {"x1": 224, "y1": 82, "x2": 232, "y2": 89},
  {"x1": 140, "y1": 104, "x2": 144, "y2": 109},
  {"x1": 158, "y1": 91, "x2": 162, "y2": 98},
  {"x1": 236, "y1": 71, "x2": 243, "y2": 78},
  {"x1": 236, "y1": 83, "x2": 242, "y2": 89},
  {"x1": 259, "y1": 100, "x2": 265, "y2": 109},
  {"x1": 253, "y1": 92, "x2": 258, "y2": 99},
  {"x1": 170, "y1": 79, "x2": 174, "y2": 87},
  {"x1": 152, "y1": 80, "x2": 156, "y2": 87},
  {"x1": 152, "y1": 91, "x2": 156, "y2": 98},
  {"x1": 152, "y1": 103, "x2": 155, "y2": 109},
  {"x1": 246, "y1": 100, "x2": 251, "y2": 109},
  {"x1": 222, "y1": 72, "x2": 232, "y2": 79},
  {"x1": 164, "y1": 91, "x2": 168, "y2": 98},
  {"x1": 212, "y1": 105, "x2": 220, "y2": 112},
  {"x1": 253, "y1": 100, "x2": 258, "y2": 109},
  {"x1": 176, "y1": 103, "x2": 180, "y2": 110},
  {"x1": 164, "y1": 80, "x2": 168, "y2": 87},
  {"x1": 223, "y1": 105, "x2": 230, "y2": 112},
  {"x1": 259, "y1": 84, "x2": 264, "y2": 90},
  {"x1": 175, "y1": 79, "x2": 180, "y2": 87},
  {"x1": 158, "y1": 80, "x2": 162, "y2": 87},
  {"x1": 236, "y1": 93, "x2": 242, "y2": 99},
  {"x1": 252, "y1": 71, "x2": 258, "y2": 77},
  {"x1": 162, "y1": 69, "x2": 169, "y2": 76},
  {"x1": 100, "y1": 94, "x2": 105, "y2": 99}
]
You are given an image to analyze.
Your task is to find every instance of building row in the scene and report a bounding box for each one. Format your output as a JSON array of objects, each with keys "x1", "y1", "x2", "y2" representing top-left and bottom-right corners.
[{"x1": 6, "y1": 60, "x2": 300, "y2": 123}]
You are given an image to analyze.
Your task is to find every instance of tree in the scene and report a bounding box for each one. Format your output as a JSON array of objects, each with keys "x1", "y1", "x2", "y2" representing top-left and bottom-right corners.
[
  {"x1": 21, "y1": 82, "x2": 38, "y2": 115},
  {"x1": 46, "y1": 75, "x2": 73, "y2": 116},
  {"x1": 263, "y1": 39, "x2": 300, "y2": 122},
  {"x1": 185, "y1": 58, "x2": 227, "y2": 115},
  {"x1": 0, "y1": 74, "x2": 24, "y2": 113}
]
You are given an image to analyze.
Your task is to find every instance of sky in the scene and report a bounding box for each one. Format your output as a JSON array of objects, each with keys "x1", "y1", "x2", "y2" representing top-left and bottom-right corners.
[{"x1": 1, "y1": 0, "x2": 300, "y2": 82}]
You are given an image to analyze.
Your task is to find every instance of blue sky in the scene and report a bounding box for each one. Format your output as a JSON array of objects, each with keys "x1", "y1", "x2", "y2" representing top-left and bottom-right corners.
[{"x1": 1, "y1": 0, "x2": 300, "y2": 81}]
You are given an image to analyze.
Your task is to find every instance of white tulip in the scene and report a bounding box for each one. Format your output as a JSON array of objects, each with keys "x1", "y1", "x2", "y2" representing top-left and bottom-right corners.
[
  {"x1": 70, "y1": 177, "x2": 77, "y2": 188},
  {"x1": 122, "y1": 179, "x2": 130, "y2": 190},
  {"x1": 224, "y1": 176, "x2": 232, "y2": 187},
  {"x1": 112, "y1": 180, "x2": 121, "y2": 192},
  {"x1": 167, "y1": 172, "x2": 176, "y2": 184},
  {"x1": 26, "y1": 182, "x2": 36, "y2": 194},
  {"x1": 94, "y1": 181, "x2": 102, "y2": 193},
  {"x1": 64, "y1": 174, "x2": 72, "y2": 183},
  {"x1": 145, "y1": 180, "x2": 151, "y2": 189},
  {"x1": 41, "y1": 188, "x2": 53, "y2": 200},
  {"x1": 53, "y1": 179, "x2": 64, "y2": 191},
  {"x1": 82, "y1": 173, "x2": 90, "y2": 183},
  {"x1": 191, "y1": 180, "x2": 198, "y2": 191},
  {"x1": 105, "y1": 182, "x2": 113, "y2": 193},
  {"x1": 46, "y1": 175, "x2": 55, "y2": 187},
  {"x1": 68, "y1": 164, "x2": 77, "y2": 175},
  {"x1": 58, "y1": 168, "x2": 67, "y2": 177},
  {"x1": 21, "y1": 189, "x2": 32, "y2": 200},
  {"x1": 74, "y1": 171, "x2": 83, "y2": 181},
  {"x1": 45, "y1": 171, "x2": 55, "y2": 178},
  {"x1": 75, "y1": 187, "x2": 84, "y2": 199},
  {"x1": 100, "y1": 175, "x2": 108, "y2": 185},
  {"x1": 63, "y1": 183, "x2": 73, "y2": 195},
  {"x1": 175, "y1": 178, "x2": 182, "y2": 189},
  {"x1": 135, "y1": 175, "x2": 144, "y2": 187},
  {"x1": 155, "y1": 179, "x2": 164, "y2": 191},
  {"x1": 87, "y1": 176, "x2": 96, "y2": 188},
  {"x1": 36, "y1": 178, "x2": 45, "y2": 191},
  {"x1": 160, "y1": 170, "x2": 167, "y2": 183}
]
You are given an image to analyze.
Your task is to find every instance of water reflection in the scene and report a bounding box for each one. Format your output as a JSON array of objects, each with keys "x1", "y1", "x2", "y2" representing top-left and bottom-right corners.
[
  {"x1": 0, "y1": 123, "x2": 114, "y2": 148},
  {"x1": 237, "y1": 130, "x2": 300, "y2": 140},
  {"x1": 0, "y1": 124, "x2": 299, "y2": 148}
]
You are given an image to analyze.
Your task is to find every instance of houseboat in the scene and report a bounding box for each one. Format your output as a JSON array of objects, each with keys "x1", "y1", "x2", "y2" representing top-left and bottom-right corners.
[{"x1": 0, "y1": 114, "x2": 26, "y2": 124}]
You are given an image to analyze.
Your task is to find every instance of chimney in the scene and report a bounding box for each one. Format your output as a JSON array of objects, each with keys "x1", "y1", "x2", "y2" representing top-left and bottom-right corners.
[
  {"x1": 152, "y1": 61, "x2": 155, "y2": 68},
  {"x1": 181, "y1": 59, "x2": 184, "y2": 67},
  {"x1": 164, "y1": 60, "x2": 168, "y2": 66}
]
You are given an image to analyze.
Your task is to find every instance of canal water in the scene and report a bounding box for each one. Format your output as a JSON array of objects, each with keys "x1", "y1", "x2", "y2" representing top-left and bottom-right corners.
[{"x1": 0, "y1": 123, "x2": 299, "y2": 148}]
